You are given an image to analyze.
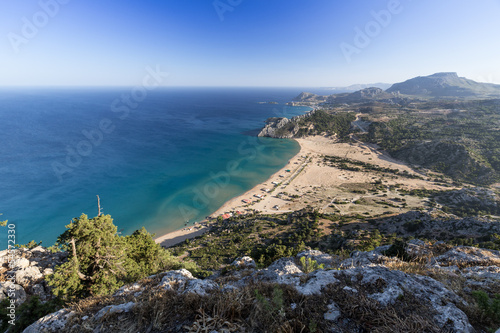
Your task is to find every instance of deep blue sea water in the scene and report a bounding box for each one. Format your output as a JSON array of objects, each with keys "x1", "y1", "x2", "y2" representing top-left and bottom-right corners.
[{"x1": 0, "y1": 87, "x2": 314, "y2": 248}]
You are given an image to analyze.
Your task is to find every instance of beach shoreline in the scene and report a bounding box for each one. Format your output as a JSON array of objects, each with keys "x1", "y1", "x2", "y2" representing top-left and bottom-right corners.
[
  {"x1": 155, "y1": 138, "x2": 305, "y2": 247},
  {"x1": 155, "y1": 133, "x2": 437, "y2": 248}
]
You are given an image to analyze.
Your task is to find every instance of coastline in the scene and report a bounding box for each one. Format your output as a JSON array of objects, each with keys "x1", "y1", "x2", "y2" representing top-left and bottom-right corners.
[
  {"x1": 155, "y1": 138, "x2": 304, "y2": 248},
  {"x1": 155, "y1": 133, "x2": 438, "y2": 248},
  {"x1": 154, "y1": 104, "x2": 314, "y2": 249}
]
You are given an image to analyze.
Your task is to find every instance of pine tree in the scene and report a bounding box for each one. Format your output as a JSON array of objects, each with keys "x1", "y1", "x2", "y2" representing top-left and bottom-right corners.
[
  {"x1": 123, "y1": 227, "x2": 177, "y2": 282},
  {"x1": 47, "y1": 213, "x2": 183, "y2": 301},
  {"x1": 48, "y1": 214, "x2": 127, "y2": 300}
]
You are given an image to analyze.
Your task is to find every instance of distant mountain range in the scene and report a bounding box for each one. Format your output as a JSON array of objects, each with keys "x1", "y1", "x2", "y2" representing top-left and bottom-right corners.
[
  {"x1": 386, "y1": 72, "x2": 500, "y2": 97},
  {"x1": 295, "y1": 73, "x2": 500, "y2": 103}
]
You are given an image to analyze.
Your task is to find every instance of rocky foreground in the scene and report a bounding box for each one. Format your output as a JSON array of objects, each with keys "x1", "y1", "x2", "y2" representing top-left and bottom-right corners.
[
  {"x1": 0, "y1": 247, "x2": 66, "y2": 305},
  {"x1": 4, "y1": 241, "x2": 497, "y2": 333}
]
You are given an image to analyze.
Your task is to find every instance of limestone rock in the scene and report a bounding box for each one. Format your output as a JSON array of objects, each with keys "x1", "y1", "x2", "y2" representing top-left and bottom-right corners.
[
  {"x1": 15, "y1": 266, "x2": 43, "y2": 287},
  {"x1": 31, "y1": 284, "x2": 47, "y2": 299},
  {"x1": 258, "y1": 110, "x2": 316, "y2": 138},
  {"x1": 159, "y1": 269, "x2": 194, "y2": 291},
  {"x1": 339, "y1": 247, "x2": 391, "y2": 268},
  {"x1": 185, "y1": 279, "x2": 218, "y2": 296},
  {"x1": 463, "y1": 265, "x2": 500, "y2": 281},
  {"x1": 297, "y1": 269, "x2": 338, "y2": 295},
  {"x1": 258, "y1": 117, "x2": 296, "y2": 138},
  {"x1": 0, "y1": 282, "x2": 27, "y2": 305},
  {"x1": 10, "y1": 257, "x2": 30, "y2": 270},
  {"x1": 158, "y1": 269, "x2": 217, "y2": 296},
  {"x1": 258, "y1": 257, "x2": 303, "y2": 286},
  {"x1": 434, "y1": 246, "x2": 500, "y2": 267},
  {"x1": 231, "y1": 256, "x2": 256, "y2": 269},
  {"x1": 340, "y1": 266, "x2": 473, "y2": 332},
  {"x1": 297, "y1": 250, "x2": 334, "y2": 268},
  {"x1": 23, "y1": 309, "x2": 74, "y2": 333},
  {"x1": 114, "y1": 282, "x2": 143, "y2": 297},
  {"x1": 95, "y1": 302, "x2": 136, "y2": 320},
  {"x1": 324, "y1": 302, "x2": 341, "y2": 321}
]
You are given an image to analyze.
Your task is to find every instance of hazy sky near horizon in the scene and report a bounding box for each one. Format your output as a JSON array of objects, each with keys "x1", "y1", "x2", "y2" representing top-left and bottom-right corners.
[{"x1": 1, "y1": 0, "x2": 499, "y2": 87}]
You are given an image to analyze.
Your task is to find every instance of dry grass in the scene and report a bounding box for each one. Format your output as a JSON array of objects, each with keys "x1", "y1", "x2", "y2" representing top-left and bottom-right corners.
[
  {"x1": 383, "y1": 254, "x2": 435, "y2": 275},
  {"x1": 321, "y1": 280, "x2": 444, "y2": 333},
  {"x1": 59, "y1": 275, "x2": 459, "y2": 333}
]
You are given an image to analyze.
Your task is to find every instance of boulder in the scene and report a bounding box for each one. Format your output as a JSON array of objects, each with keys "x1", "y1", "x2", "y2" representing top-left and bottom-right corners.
[
  {"x1": 95, "y1": 302, "x2": 136, "y2": 320},
  {"x1": 159, "y1": 269, "x2": 194, "y2": 291},
  {"x1": 231, "y1": 256, "x2": 257, "y2": 269},
  {"x1": 339, "y1": 247, "x2": 391, "y2": 268},
  {"x1": 185, "y1": 279, "x2": 218, "y2": 296},
  {"x1": 15, "y1": 266, "x2": 43, "y2": 287},
  {"x1": 23, "y1": 309, "x2": 74, "y2": 333},
  {"x1": 31, "y1": 284, "x2": 47, "y2": 299},
  {"x1": 158, "y1": 269, "x2": 217, "y2": 296},
  {"x1": 30, "y1": 246, "x2": 46, "y2": 255},
  {"x1": 10, "y1": 257, "x2": 30, "y2": 270},
  {"x1": 258, "y1": 258, "x2": 303, "y2": 286}
]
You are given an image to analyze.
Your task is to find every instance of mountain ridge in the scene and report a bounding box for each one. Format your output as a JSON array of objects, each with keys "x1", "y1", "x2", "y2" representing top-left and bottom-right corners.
[
  {"x1": 386, "y1": 72, "x2": 500, "y2": 98},
  {"x1": 293, "y1": 72, "x2": 500, "y2": 104}
]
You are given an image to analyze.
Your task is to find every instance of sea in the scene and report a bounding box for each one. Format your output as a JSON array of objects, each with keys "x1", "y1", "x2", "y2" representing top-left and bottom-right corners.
[{"x1": 0, "y1": 87, "x2": 333, "y2": 249}]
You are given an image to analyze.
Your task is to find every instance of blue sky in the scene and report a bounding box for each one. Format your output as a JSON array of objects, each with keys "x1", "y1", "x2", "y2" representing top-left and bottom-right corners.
[{"x1": 1, "y1": 0, "x2": 499, "y2": 86}]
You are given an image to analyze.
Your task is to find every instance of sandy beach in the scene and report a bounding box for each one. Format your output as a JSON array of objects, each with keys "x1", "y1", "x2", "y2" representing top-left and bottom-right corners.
[
  {"x1": 155, "y1": 135, "x2": 446, "y2": 248},
  {"x1": 207, "y1": 135, "x2": 432, "y2": 216},
  {"x1": 155, "y1": 224, "x2": 208, "y2": 248},
  {"x1": 154, "y1": 138, "x2": 307, "y2": 247}
]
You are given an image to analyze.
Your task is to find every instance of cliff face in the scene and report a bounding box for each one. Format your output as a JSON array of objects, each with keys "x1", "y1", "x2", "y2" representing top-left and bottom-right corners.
[
  {"x1": 22, "y1": 242, "x2": 500, "y2": 332},
  {"x1": 258, "y1": 110, "x2": 315, "y2": 138},
  {"x1": 257, "y1": 117, "x2": 297, "y2": 138}
]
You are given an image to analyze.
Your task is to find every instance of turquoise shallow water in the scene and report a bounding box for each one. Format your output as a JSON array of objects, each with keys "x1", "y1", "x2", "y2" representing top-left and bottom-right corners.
[{"x1": 0, "y1": 87, "x2": 310, "y2": 248}]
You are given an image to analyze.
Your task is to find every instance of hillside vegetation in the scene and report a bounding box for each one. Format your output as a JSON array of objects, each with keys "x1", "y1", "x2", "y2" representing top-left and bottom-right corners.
[{"x1": 366, "y1": 99, "x2": 500, "y2": 185}]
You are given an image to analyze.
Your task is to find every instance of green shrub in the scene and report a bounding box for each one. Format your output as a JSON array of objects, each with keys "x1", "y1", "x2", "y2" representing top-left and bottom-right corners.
[
  {"x1": 299, "y1": 256, "x2": 324, "y2": 274},
  {"x1": 0, "y1": 297, "x2": 61, "y2": 333},
  {"x1": 472, "y1": 290, "x2": 500, "y2": 325},
  {"x1": 383, "y1": 239, "x2": 411, "y2": 261}
]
